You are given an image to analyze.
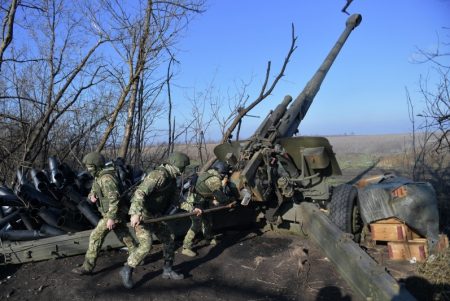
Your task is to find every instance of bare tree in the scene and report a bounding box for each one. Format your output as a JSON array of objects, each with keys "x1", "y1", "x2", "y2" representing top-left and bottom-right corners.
[
  {"x1": 407, "y1": 28, "x2": 450, "y2": 229},
  {"x1": 0, "y1": 0, "x2": 19, "y2": 71},
  {"x1": 201, "y1": 24, "x2": 298, "y2": 171},
  {"x1": 414, "y1": 29, "x2": 450, "y2": 153},
  {"x1": 209, "y1": 78, "x2": 251, "y2": 140},
  {"x1": 86, "y1": 0, "x2": 204, "y2": 160},
  {"x1": 166, "y1": 56, "x2": 176, "y2": 155},
  {"x1": 0, "y1": 0, "x2": 109, "y2": 182},
  {"x1": 186, "y1": 87, "x2": 215, "y2": 165},
  {"x1": 406, "y1": 89, "x2": 435, "y2": 181},
  {"x1": 0, "y1": 0, "x2": 205, "y2": 184}
]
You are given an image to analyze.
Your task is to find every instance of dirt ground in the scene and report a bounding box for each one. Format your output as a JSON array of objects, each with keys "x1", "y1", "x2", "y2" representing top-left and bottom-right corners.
[{"x1": 0, "y1": 229, "x2": 358, "y2": 301}]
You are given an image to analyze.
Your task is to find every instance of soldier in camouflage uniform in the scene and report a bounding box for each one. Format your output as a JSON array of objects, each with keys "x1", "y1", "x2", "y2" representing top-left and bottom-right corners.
[
  {"x1": 119, "y1": 151, "x2": 190, "y2": 289},
  {"x1": 181, "y1": 161, "x2": 233, "y2": 257},
  {"x1": 72, "y1": 152, "x2": 137, "y2": 275}
]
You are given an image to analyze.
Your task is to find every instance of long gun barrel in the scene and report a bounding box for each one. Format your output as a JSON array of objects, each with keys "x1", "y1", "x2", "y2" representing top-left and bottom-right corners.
[
  {"x1": 253, "y1": 95, "x2": 293, "y2": 139},
  {"x1": 274, "y1": 14, "x2": 361, "y2": 140},
  {"x1": 238, "y1": 14, "x2": 362, "y2": 188}
]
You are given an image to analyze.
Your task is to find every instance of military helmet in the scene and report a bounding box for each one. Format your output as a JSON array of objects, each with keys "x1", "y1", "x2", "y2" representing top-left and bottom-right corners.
[
  {"x1": 166, "y1": 152, "x2": 190, "y2": 173},
  {"x1": 82, "y1": 152, "x2": 105, "y2": 168},
  {"x1": 212, "y1": 161, "x2": 229, "y2": 177}
]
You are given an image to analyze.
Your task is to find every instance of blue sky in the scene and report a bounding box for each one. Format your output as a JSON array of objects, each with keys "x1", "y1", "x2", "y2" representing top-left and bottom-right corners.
[{"x1": 170, "y1": 0, "x2": 450, "y2": 138}]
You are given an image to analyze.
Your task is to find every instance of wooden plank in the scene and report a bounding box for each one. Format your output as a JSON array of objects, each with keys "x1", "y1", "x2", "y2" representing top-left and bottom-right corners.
[
  {"x1": 0, "y1": 229, "x2": 126, "y2": 264},
  {"x1": 294, "y1": 203, "x2": 416, "y2": 301},
  {"x1": 0, "y1": 209, "x2": 246, "y2": 265},
  {"x1": 373, "y1": 217, "x2": 404, "y2": 224}
]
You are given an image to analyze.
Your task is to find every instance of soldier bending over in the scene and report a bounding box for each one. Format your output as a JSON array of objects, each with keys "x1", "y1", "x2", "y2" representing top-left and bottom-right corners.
[
  {"x1": 120, "y1": 152, "x2": 191, "y2": 289},
  {"x1": 181, "y1": 161, "x2": 233, "y2": 257},
  {"x1": 72, "y1": 152, "x2": 137, "y2": 275}
]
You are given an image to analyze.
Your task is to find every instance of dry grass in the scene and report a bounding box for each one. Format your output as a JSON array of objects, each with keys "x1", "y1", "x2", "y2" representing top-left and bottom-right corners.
[
  {"x1": 416, "y1": 248, "x2": 450, "y2": 300},
  {"x1": 328, "y1": 133, "x2": 414, "y2": 155},
  {"x1": 418, "y1": 249, "x2": 450, "y2": 286}
]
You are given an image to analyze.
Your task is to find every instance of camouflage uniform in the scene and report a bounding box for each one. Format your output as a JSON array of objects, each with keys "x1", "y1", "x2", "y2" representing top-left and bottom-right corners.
[
  {"x1": 82, "y1": 166, "x2": 137, "y2": 272},
  {"x1": 181, "y1": 169, "x2": 231, "y2": 251},
  {"x1": 120, "y1": 152, "x2": 189, "y2": 288},
  {"x1": 126, "y1": 163, "x2": 180, "y2": 268}
]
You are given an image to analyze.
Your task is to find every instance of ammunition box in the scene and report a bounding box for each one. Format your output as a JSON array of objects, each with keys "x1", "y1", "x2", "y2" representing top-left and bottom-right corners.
[
  {"x1": 370, "y1": 222, "x2": 412, "y2": 242},
  {"x1": 387, "y1": 239, "x2": 428, "y2": 262}
]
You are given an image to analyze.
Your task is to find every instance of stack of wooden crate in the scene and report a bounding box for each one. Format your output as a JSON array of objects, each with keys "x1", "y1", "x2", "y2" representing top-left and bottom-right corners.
[{"x1": 369, "y1": 217, "x2": 448, "y2": 262}]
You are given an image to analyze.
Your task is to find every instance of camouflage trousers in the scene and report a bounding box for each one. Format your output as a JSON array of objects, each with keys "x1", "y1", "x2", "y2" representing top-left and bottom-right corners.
[
  {"x1": 82, "y1": 218, "x2": 137, "y2": 272},
  {"x1": 127, "y1": 221, "x2": 176, "y2": 268},
  {"x1": 182, "y1": 214, "x2": 212, "y2": 250}
]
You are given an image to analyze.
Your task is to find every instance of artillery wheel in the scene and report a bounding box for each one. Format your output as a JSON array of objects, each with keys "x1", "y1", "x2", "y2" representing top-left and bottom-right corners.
[{"x1": 328, "y1": 184, "x2": 362, "y2": 242}]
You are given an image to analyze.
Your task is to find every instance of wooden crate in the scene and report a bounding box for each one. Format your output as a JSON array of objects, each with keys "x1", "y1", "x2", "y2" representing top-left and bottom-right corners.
[
  {"x1": 388, "y1": 235, "x2": 449, "y2": 262},
  {"x1": 369, "y1": 217, "x2": 424, "y2": 242},
  {"x1": 370, "y1": 222, "x2": 412, "y2": 242},
  {"x1": 388, "y1": 239, "x2": 428, "y2": 262}
]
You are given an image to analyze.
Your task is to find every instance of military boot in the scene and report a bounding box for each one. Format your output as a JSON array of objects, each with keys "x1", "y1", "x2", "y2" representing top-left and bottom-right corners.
[
  {"x1": 181, "y1": 248, "x2": 197, "y2": 257},
  {"x1": 162, "y1": 261, "x2": 184, "y2": 280},
  {"x1": 72, "y1": 266, "x2": 92, "y2": 276},
  {"x1": 119, "y1": 264, "x2": 134, "y2": 289}
]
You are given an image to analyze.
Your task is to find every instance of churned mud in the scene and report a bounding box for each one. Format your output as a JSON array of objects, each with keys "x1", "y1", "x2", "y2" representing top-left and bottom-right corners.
[{"x1": 0, "y1": 229, "x2": 358, "y2": 301}]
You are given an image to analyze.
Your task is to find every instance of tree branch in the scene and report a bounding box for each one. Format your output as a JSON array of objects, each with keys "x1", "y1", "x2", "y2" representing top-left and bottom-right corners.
[{"x1": 0, "y1": 0, "x2": 19, "y2": 71}]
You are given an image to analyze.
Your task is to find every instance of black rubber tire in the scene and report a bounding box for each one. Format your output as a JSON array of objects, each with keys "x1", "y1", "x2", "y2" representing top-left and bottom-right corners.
[{"x1": 328, "y1": 184, "x2": 362, "y2": 240}]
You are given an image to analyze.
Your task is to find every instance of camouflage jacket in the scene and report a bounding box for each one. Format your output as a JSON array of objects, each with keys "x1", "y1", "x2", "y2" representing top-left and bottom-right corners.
[
  {"x1": 89, "y1": 166, "x2": 121, "y2": 220},
  {"x1": 129, "y1": 164, "x2": 179, "y2": 218},
  {"x1": 181, "y1": 169, "x2": 231, "y2": 212}
]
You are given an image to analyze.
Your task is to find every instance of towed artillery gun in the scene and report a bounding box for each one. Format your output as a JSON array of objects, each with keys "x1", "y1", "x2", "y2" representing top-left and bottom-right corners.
[
  {"x1": 211, "y1": 13, "x2": 439, "y2": 299},
  {"x1": 213, "y1": 12, "x2": 440, "y2": 255},
  {"x1": 214, "y1": 14, "x2": 363, "y2": 235}
]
